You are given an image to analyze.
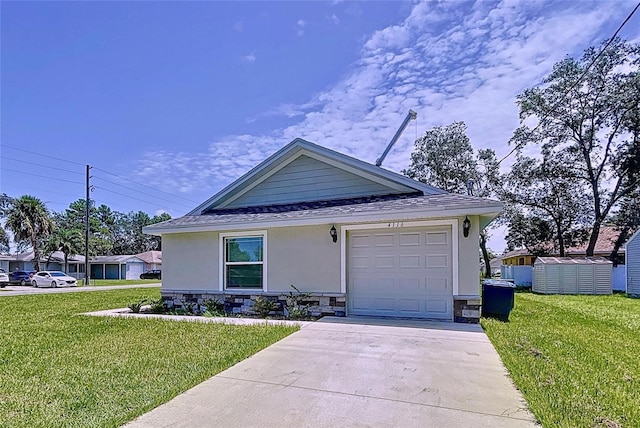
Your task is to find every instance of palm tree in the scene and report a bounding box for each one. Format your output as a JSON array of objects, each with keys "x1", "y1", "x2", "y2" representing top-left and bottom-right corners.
[
  {"x1": 5, "y1": 195, "x2": 55, "y2": 272},
  {"x1": 45, "y1": 228, "x2": 83, "y2": 273}
]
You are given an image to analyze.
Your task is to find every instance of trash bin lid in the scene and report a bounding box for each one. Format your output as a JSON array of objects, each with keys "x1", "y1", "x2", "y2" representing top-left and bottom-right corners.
[{"x1": 481, "y1": 279, "x2": 516, "y2": 288}]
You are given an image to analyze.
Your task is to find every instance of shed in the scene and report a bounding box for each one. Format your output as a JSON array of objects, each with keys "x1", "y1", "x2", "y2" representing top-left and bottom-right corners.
[
  {"x1": 627, "y1": 229, "x2": 640, "y2": 298},
  {"x1": 533, "y1": 257, "x2": 612, "y2": 295}
]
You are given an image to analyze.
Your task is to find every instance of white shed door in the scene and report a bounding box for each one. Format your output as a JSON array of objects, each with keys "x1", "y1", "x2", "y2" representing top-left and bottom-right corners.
[{"x1": 348, "y1": 226, "x2": 453, "y2": 319}]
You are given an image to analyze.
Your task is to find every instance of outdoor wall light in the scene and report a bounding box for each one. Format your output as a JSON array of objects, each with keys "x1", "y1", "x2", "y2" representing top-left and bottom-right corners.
[
  {"x1": 463, "y1": 216, "x2": 471, "y2": 238},
  {"x1": 330, "y1": 225, "x2": 338, "y2": 243}
]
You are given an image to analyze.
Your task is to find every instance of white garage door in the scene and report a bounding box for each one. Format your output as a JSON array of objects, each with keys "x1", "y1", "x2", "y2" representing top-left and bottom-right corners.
[
  {"x1": 348, "y1": 226, "x2": 453, "y2": 319},
  {"x1": 126, "y1": 262, "x2": 144, "y2": 280}
]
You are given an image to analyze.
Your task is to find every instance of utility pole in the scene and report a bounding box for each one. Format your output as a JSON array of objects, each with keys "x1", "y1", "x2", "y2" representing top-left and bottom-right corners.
[{"x1": 85, "y1": 165, "x2": 91, "y2": 286}]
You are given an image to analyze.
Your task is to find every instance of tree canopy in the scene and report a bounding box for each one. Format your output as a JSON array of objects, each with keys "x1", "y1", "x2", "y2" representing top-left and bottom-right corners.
[{"x1": 508, "y1": 38, "x2": 640, "y2": 256}]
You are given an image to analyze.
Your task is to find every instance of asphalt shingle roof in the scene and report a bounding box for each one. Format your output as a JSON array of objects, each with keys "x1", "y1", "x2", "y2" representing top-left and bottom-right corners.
[{"x1": 150, "y1": 193, "x2": 502, "y2": 230}]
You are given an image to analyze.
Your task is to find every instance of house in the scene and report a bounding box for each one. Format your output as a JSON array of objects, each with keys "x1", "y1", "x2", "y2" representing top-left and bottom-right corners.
[
  {"x1": 0, "y1": 250, "x2": 162, "y2": 280},
  {"x1": 136, "y1": 250, "x2": 162, "y2": 271},
  {"x1": 144, "y1": 139, "x2": 502, "y2": 322},
  {"x1": 89, "y1": 251, "x2": 162, "y2": 280},
  {"x1": 501, "y1": 226, "x2": 629, "y2": 290},
  {"x1": 627, "y1": 229, "x2": 640, "y2": 298},
  {"x1": 0, "y1": 251, "x2": 86, "y2": 276}
]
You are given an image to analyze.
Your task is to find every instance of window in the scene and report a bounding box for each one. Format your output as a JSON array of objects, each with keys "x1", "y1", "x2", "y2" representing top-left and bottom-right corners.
[{"x1": 222, "y1": 233, "x2": 265, "y2": 289}]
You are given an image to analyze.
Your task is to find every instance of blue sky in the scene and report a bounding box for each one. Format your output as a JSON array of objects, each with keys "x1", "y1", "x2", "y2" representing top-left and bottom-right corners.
[{"x1": 1, "y1": 0, "x2": 639, "y2": 252}]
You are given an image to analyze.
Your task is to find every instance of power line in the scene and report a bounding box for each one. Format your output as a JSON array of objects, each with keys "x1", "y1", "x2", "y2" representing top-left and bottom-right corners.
[
  {"x1": 2, "y1": 168, "x2": 85, "y2": 185},
  {"x1": 92, "y1": 174, "x2": 194, "y2": 209},
  {"x1": 1, "y1": 144, "x2": 86, "y2": 167},
  {"x1": 93, "y1": 186, "x2": 189, "y2": 212},
  {"x1": 1, "y1": 155, "x2": 85, "y2": 175},
  {"x1": 498, "y1": 1, "x2": 640, "y2": 165},
  {"x1": 91, "y1": 166, "x2": 200, "y2": 204}
]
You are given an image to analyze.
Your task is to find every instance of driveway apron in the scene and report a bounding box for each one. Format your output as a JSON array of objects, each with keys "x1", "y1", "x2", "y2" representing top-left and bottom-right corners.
[{"x1": 125, "y1": 317, "x2": 537, "y2": 427}]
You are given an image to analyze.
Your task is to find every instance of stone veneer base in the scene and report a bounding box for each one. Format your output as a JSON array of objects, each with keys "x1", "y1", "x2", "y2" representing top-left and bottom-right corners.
[
  {"x1": 161, "y1": 291, "x2": 346, "y2": 317},
  {"x1": 453, "y1": 296, "x2": 481, "y2": 323}
]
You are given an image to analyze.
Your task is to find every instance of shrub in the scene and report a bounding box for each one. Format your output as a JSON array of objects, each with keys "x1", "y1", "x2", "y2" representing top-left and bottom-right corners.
[
  {"x1": 202, "y1": 298, "x2": 225, "y2": 317},
  {"x1": 282, "y1": 284, "x2": 312, "y2": 320},
  {"x1": 128, "y1": 298, "x2": 148, "y2": 314},
  {"x1": 148, "y1": 298, "x2": 167, "y2": 314},
  {"x1": 252, "y1": 296, "x2": 279, "y2": 317}
]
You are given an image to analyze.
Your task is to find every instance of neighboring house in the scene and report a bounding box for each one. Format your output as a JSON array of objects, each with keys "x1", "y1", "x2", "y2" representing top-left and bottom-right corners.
[
  {"x1": 136, "y1": 250, "x2": 162, "y2": 271},
  {"x1": 89, "y1": 252, "x2": 162, "y2": 280},
  {"x1": 501, "y1": 226, "x2": 629, "y2": 290},
  {"x1": 1, "y1": 251, "x2": 86, "y2": 276},
  {"x1": 144, "y1": 139, "x2": 503, "y2": 322},
  {"x1": 627, "y1": 229, "x2": 640, "y2": 298}
]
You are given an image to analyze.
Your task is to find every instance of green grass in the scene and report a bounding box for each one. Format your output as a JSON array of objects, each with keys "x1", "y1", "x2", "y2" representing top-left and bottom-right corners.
[
  {"x1": 482, "y1": 293, "x2": 640, "y2": 427},
  {"x1": 82, "y1": 279, "x2": 160, "y2": 286},
  {"x1": 0, "y1": 288, "x2": 298, "y2": 427}
]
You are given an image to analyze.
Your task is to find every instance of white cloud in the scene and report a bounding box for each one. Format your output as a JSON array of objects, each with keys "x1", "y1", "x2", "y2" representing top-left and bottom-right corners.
[
  {"x1": 296, "y1": 19, "x2": 306, "y2": 36},
  {"x1": 329, "y1": 14, "x2": 340, "y2": 25},
  {"x1": 242, "y1": 52, "x2": 256, "y2": 63},
  {"x1": 135, "y1": 0, "x2": 638, "y2": 244}
]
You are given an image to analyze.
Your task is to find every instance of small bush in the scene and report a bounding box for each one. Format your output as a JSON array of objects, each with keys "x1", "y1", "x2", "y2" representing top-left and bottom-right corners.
[
  {"x1": 282, "y1": 284, "x2": 312, "y2": 320},
  {"x1": 202, "y1": 298, "x2": 225, "y2": 317},
  {"x1": 128, "y1": 298, "x2": 148, "y2": 314},
  {"x1": 252, "y1": 296, "x2": 279, "y2": 317},
  {"x1": 148, "y1": 298, "x2": 167, "y2": 314},
  {"x1": 182, "y1": 301, "x2": 197, "y2": 316}
]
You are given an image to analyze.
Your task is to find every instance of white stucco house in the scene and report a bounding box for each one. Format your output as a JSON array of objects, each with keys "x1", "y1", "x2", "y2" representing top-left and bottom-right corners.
[{"x1": 144, "y1": 139, "x2": 503, "y2": 322}]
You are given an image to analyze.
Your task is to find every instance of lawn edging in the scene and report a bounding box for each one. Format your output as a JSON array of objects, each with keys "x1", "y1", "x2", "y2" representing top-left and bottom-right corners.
[{"x1": 82, "y1": 307, "x2": 315, "y2": 328}]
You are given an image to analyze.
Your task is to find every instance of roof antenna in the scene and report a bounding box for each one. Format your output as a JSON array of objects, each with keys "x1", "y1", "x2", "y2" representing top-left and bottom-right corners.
[{"x1": 375, "y1": 110, "x2": 417, "y2": 167}]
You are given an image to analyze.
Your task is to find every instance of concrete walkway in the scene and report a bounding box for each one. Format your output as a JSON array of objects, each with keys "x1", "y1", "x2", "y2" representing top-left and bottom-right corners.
[
  {"x1": 125, "y1": 317, "x2": 537, "y2": 427},
  {"x1": 0, "y1": 283, "x2": 160, "y2": 296}
]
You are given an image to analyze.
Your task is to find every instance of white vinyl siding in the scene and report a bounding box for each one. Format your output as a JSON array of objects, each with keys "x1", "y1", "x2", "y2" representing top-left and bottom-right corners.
[
  {"x1": 347, "y1": 226, "x2": 453, "y2": 319},
  {"x1": 627, "y1": 232, "x2": 640, "y2": 297},
  {"x1": 223, "y1": 155, "x2": 409, "y2": 208}
]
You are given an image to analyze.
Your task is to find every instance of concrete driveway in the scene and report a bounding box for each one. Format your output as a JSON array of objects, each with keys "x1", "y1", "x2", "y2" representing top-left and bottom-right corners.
[{"x1": 125, "y1": 317, "x2": 537, "y2": 427}]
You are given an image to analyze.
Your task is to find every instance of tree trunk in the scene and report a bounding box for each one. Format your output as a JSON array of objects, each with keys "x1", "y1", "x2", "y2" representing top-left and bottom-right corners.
[
  {"x1": 556, "y1": 222, "x2": 566, "y2": 257},
  {"x1": 609, "y1": 227, "x2": 630, "y2": 266},
  {"x1": 480, "y1": 232, "x2": 492, "y2": 278},
  {"x1": 585, "y1": 220, "x2": 601, "y2": 257},
  {"x1": 31, "y1": 236, "x2": 41, "y2": 272}
]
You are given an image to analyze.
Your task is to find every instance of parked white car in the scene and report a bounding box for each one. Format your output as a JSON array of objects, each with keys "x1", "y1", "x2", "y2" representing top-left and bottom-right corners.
[
  {"x1": 31, "y1": 271, "x2": 78, "y2": 288},
  {"x1": 0, "y1": 269, "x2": 8, "y2": 287}
]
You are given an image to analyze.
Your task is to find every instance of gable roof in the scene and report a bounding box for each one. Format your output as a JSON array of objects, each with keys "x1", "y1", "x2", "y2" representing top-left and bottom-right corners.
[
  {"x1": 136, "y1": 250, "x2": 162, "y2": 264},
  {"x1": 188, "y1": 138, "x2": 446, "y2": 215},
  {"x1": 145, "y1": 192, "x2": 503, "y2": 235}
]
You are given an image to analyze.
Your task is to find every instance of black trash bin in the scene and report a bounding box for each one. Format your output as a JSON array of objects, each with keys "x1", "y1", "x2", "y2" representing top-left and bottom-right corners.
[{"x1": 482, "y1": 279, "x2": 516, "y2": 321}]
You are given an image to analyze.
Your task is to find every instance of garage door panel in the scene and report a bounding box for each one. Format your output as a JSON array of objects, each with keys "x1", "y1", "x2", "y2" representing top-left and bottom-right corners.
[
  {"x1": 398, "y1": 299, "x2": 421, "y2": 312},
  {"x1": 399, "y1": 233, "x2": 421, "y2": 246},
  {"x1": 374, "y1": 234, "x2": 394, "y2": 247},
  {"x1": 426, "y1": 232, "x2": 448, "y2": 244},
  {"x1": 426, "y1": 277, "x2": 450, "y2": 294},
  {"x1": 374, "y1": 298, "x2": 395, "y2": 311},
  {"x1": 399, "y1": 255, "x2": 421, "y2": 268},
  {"x1": 426, "y1": 255, "x2": 448, "y2": 268},
  {"x1": 348, "y1": 226, "x2": 453, "y2": 320},
  {"x1": 374, "y1": 255, "x2": 395, "y2": 268},
  {"x1": 426, "y1": 299, "x2": 449, "y2": 314}
]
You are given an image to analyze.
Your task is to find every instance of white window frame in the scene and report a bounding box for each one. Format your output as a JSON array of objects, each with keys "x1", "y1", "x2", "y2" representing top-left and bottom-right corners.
[{"x1": 219, "y1": 230, "x2": 267, "y2": 292}]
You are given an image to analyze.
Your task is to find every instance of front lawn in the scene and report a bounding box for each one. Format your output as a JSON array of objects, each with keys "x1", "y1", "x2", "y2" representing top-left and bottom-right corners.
[
  {"x1": 0, "y1": 288, "x2": 298, "y2": 427},
  {"x1": 83, "y1": 279, "x2": 160, "y2": 286},
  {"x1": 482, "y1": 293, "x2": 640, "y2": 427}
]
